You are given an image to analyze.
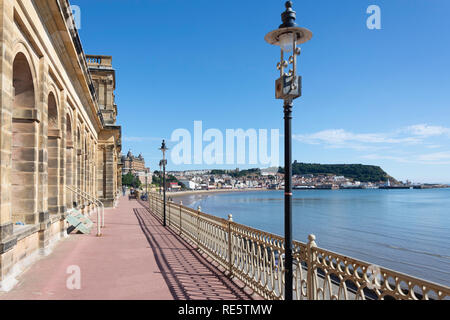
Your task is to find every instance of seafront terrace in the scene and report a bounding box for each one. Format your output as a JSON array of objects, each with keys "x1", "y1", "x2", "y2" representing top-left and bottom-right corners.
[
  {"x1": 0, "y1": 193, "x2": 448, "y2": 300},
  {"x1": 0, "y1": 197, "x2": 254, "y2": 300},
  {"x1": 146, "y1": 193, "x2": 450, "y2": 300}
]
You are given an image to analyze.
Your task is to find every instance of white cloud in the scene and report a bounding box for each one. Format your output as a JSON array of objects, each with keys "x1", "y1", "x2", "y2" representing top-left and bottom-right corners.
[
  {"x1": 361, "y1": 154, "x2": 411, "y2": 163},
  {"x1": 404, "y1": 124, "x2": 450, "y2": 137},
  {"x1": 417, "y1": 151, "x2": 450, "y2": 162},
  {"x1": 295, "y1": 124, "x2": 450, "y2": 166},
  {"x1": 294, "y1": 124, "x2": 450, "y2": 151},
  {"x1": 361, "y1": 151, "x2": 450, "y2": 165},
  {"x1": 294, "y1": 128, "x2": 420, "y2": 150}
]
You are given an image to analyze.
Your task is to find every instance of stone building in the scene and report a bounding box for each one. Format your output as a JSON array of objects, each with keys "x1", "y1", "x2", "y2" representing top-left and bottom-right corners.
[
  {"x1": 0, "y1": 0, "x2": 121, "y2": 290},
  {"x1": 122, "y1": 151, "x2": 151, "y2": 185},
  {"x1": 87, "y1": 55, "x2": 122, "y2": 207}
]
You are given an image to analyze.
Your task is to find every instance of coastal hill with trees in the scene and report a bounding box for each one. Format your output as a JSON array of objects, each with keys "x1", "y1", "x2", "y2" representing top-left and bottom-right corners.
[
  {"x1": 210, "y1": 168, "x2": 261, "y2": 178},
  {"x1": 209, "y1": 162, "x2": 395, "y2": 183},
  {"x1": 278, "y1": 162, "x2": 395, "y2": 183}
]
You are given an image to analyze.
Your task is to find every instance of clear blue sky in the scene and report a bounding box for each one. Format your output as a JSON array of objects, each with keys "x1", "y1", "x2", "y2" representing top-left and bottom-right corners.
[{"x1": 74, "y1": 0, "x2": 450, "y2": 183}]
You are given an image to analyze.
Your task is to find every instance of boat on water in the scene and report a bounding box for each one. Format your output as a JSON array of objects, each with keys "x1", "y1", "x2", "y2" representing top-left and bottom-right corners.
[{"x1": 379, "y1": 186, "x2": 413, "y2": 190}]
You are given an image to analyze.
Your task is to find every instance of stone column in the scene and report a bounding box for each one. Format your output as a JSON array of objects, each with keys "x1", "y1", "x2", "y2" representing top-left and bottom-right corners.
[
  {"x1": 36, "y1": 58, "x2": 50, "y2": 253},
  {"x1": 37, "y1": 58, "x2": 48, "y2": 226},
  {"x1": 89, "y1": 137, "x2": 93, "y2": 196},
  {"x1": 80, "y1": 130, "x2": 85, "y2": 210},
  {"x1": 101, "y1": 144, "x2": 116, "y2": 207},
  {"x1": 76, "y1": 132, "x2": 81, "y2": 207},
  {"x1": 83, "y1": 132, "x2": 86, "y2": 199},
  {"x1": 97, "y1": 144, "x2": 105, "y2": 200},
  {"x1": 65, "y1": 143, "x2": 73, "y2": 209},
  {"x1": 59, "y1": 95, "x2": 67, "y2": 215},
  {"x1": 93, "y1": 142, "x2": 97, "y2": 199},
  {"x1": 0, "y1": 0, "x2": 16, "y2": 285},
  {"x1": 47, "y1": 121, "x2": 61, "y2": 217},
  {"x1": 92, "y1": 140, "x2": 96, "y2": 198}
]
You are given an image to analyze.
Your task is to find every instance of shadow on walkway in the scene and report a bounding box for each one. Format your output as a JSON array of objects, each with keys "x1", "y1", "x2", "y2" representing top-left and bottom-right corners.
[{"x1": 133, "y1": 206, "x2": 252, "y2": 300}]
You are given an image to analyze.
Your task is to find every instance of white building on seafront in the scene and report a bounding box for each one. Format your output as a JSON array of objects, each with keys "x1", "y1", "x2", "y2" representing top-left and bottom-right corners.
[{"x1": 179, "y1": 179, "x2": 198, "y2": 190}]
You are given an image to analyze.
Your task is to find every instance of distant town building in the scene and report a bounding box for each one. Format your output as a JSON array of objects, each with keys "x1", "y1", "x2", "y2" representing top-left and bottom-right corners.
[
  {"x1": 168, "y1": 182, "x2": 181, "y2": 191},
  {"x1": 122, "y1": 151, "x2": 151, "y2": 185},
  {"x1": 179, "y1": 179, "x2": 198, "y2": 190}
]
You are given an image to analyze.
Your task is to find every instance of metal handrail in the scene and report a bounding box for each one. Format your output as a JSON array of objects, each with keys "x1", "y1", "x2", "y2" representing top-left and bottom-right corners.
[
  {"x1": 66, "y1": 185, "x2": 101, "y2": 237},
  {"x1": 143, "y1": 192, "x2": 450, "y2": 300},
  {"x1": 70, "y1": 186, "x2": 105, "y2": 228}
]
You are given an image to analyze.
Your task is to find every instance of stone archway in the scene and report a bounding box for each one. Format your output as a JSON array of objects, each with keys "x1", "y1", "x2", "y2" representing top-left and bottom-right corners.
[{"x1": 12, "y1": 52, "x2": 38, "y2": 224}]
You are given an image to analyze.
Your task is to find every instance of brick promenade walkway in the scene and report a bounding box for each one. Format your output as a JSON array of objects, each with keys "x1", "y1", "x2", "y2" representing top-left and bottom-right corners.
[{"x1": 0, "y1": 197, "x2": 253, "y2": 300}]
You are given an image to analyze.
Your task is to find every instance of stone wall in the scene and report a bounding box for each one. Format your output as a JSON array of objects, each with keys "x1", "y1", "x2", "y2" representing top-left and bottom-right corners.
[{"x1": 0, "y1": 0, "x2": 121, "y2": 291}]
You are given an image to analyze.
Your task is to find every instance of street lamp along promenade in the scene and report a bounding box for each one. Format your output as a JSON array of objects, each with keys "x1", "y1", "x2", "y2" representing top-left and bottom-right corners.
[
  {"x1": 159, "y1": 140, "x2": 169, "y2": 227},
  {"x1": 158, "y1": 160, "x2": 163, "y2": 195},
  {"x1": 264, "y1": 1, "x2": 312, "y2": 301}
]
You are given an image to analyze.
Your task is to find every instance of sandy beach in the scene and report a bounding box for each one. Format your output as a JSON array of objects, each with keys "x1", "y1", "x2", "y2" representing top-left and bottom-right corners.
[{"x1": 155, "y1": 188, "x2": 272, "y2": 207}]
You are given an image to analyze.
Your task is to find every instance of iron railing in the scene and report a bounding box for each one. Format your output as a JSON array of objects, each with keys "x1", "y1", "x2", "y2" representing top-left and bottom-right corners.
[
  {"x1": 72, "y1": 186, "x2": 105, "y2": 228},
  {"x1": 66, "y1": 186, "x2": 104, "y2": 236},
  {"x1": 143, "y1": 193, "x2": 450, "y2": 300}
]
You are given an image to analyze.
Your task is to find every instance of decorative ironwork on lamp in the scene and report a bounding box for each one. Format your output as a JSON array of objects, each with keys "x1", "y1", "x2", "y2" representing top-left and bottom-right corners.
[{"x1": 265, "y1": 1, "x2": 312, "y2": 101}]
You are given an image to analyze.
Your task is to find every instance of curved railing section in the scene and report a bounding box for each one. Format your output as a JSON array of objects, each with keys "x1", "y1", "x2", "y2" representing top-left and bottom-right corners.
[
  {"x1": 142, "y1": 193, "x2": 450, "y2": 300},
  {"x1": 307, "y1": 241, "x2": 449, "y2": 300}
]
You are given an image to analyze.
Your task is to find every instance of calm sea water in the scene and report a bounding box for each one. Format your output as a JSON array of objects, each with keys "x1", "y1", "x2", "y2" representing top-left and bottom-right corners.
[{"x1": 179, "y1": 189, "x2": 450, "y2": 286}]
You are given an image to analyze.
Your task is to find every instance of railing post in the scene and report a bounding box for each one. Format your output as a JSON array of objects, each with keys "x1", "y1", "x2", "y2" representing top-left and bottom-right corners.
[
  {"x1": 168, "y1": 200, "x2": 171, "y2": 227},
  {"x1": 67, "y1": 186, "x2": 103, "y2": 237},
  {"x1": 156, "y1": 196, "x2": 158, "y2": 216},
  {"x1": 197, "y1": 206, "x2": 201, "y2": 248},
  {"x1": 179, "y1": 201, "x2": 183, "y2": 236},
  {"x1": 161, "y1": 194, "x2": 163, "y2": 220},
  {"x1": 147, "y1": 190, "x2": 153, "y2": 211},
  {"x1": 228, "y1": 214, "x2": 233, "y2": 277},
  {"x1": 307, "y1": 234, "x2": 317, "y2": 300},
  {"x1": 166, "y1": 199, "x2": 170, "y2": 227},
  {"x1": 101, "y1": 201, "x2": 105, "y2": 228},
  {"x1": 158, "y1": 197, "x2": 161, "y2": 218}
]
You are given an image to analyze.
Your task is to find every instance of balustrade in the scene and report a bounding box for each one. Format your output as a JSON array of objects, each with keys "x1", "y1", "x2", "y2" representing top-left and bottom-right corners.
[{"x1": 142, "y1": 193, "x2": 450, "y2": 300}]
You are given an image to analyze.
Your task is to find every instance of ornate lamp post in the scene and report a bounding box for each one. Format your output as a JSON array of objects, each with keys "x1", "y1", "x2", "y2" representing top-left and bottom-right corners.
[
  {"x1": 264, "y1": 1, "x2": 312, "y2": 300},
  {"x1": 158, "y1": 160, "x2": 163, "y2": 195},
  {"x1": 159, "y1": 140, "x2": 169, "y2": 226}
]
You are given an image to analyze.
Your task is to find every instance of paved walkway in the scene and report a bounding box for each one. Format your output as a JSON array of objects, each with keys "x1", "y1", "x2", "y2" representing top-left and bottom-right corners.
[{"x1": 0, "y1": 197, "x2": 252, "y2": 300}]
